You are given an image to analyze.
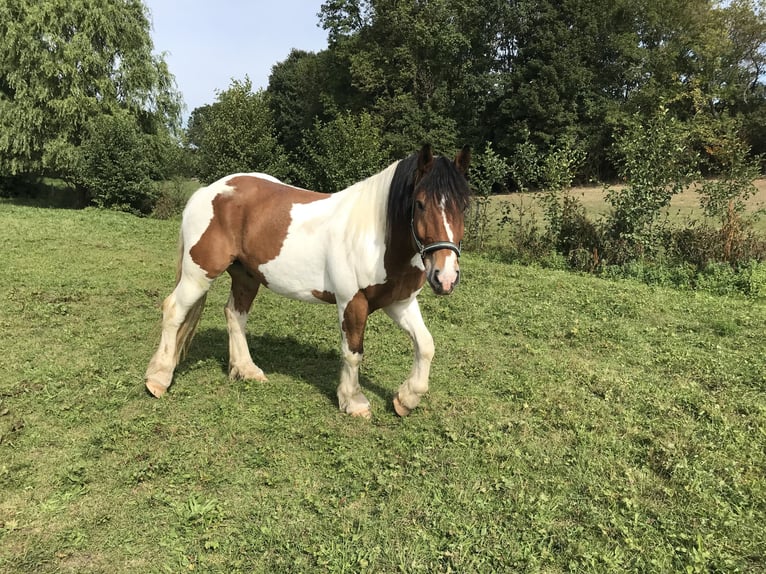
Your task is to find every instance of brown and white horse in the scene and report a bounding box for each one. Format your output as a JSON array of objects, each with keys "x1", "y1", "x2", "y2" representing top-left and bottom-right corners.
[{"x1": 145, "y1": 144, "x2": 470, "y2": 417}]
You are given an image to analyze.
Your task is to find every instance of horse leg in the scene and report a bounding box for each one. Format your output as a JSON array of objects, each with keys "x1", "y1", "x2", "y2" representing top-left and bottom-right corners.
[
  {"x1": 336, "y1": 293, "x2": 372, "y2": 418},
  {"x1": 225, "y1": 264, "x2": 267, "y2": 381},
  {"x1": 145, "y1": 271, "x2": 213, "y2": 397},
  {"x1": 384, "y1": 297, "x2": 435, "y2": 416}
]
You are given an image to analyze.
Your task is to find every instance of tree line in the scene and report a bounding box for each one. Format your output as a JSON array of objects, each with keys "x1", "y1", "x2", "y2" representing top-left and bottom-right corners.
[{"x1": 2, "y1": 0, "x2": 766, "y2": 215}]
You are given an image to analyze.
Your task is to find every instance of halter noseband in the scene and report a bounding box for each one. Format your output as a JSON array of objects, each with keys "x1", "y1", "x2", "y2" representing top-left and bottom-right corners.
[{"x1": 410, "y1": 205, "x2": 462, "y2": 259}]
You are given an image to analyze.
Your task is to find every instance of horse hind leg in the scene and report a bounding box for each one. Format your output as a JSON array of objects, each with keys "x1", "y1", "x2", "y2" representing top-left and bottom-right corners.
[
  {"x1": 145, "y1": 270, "x2": 212, "y2": 397},
  {"x1": 226, "y1": 263, "x2": 267, "y2": 381}
]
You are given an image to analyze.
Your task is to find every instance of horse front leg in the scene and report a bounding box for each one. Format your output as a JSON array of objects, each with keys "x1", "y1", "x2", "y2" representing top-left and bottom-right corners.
[
  {"x1": 384, "y1": 296, "x2": 435, "y2": 417},
  {"x1": 336, "y1": 293, "x2": 371, "y2": 418}
]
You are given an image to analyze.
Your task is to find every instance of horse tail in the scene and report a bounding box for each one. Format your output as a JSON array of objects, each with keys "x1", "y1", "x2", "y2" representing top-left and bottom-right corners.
[{"x1": 172, "y1": 228, "x2": 208, "y2": 363}]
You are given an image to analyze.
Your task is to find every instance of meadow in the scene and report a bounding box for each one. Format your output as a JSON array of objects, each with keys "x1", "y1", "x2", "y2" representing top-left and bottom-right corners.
[
  {"x1": 1, "y1": 202, "x2": 765, "y2": 573},
  {"x1": 482, "y1": 178, "x2": 766, "y2": 236}
]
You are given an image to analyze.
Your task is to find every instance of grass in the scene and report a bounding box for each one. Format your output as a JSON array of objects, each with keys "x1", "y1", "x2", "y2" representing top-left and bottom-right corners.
[{"x1": 1, "y1": 202, "x2": 765, "y2": 573}]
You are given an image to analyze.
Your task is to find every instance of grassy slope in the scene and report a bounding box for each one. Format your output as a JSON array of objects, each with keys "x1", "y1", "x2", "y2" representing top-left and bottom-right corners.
[{"x1": 0, "y1": 204, "x2": 764, "y2": 573}]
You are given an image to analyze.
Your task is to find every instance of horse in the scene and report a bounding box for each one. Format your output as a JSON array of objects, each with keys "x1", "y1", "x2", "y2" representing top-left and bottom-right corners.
[{"x1": 145, "y1": 144, "x2": 471, "y2": 418}]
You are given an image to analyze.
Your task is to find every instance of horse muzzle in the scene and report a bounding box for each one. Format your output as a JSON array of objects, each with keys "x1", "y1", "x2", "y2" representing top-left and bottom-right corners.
[
  {"x1": 428, "y1": 266, "x2": 460, "y2": 295},
  {"x1": 424, "y1": 249, "x2": 461, "y2": 295}
]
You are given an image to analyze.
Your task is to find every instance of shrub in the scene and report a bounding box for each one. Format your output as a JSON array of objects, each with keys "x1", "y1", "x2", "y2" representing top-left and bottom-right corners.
[
  {"x1": 605, "y1": 108, "x2": 698, "y2": 256},
  {"x1": 465, "y1": 142, "x2": 510, "y2": 250},
  {"x1": 77, "y1": 111, "x2": 159, "y2": 214},
  {"x1": 194, "y1": 78, "x2": 289, "y2": 184},
  {"x1": 152, "y1": 178, "x2": 191, "y2": 220},
  {"x1": 296, "y1": 111, "x2": 387, "y2": 191}
]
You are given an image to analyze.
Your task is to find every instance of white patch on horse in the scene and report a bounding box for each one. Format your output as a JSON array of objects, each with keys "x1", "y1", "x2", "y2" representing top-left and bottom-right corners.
[
  {"x1": 440, "y1": 197, "x2": 455, "y2": 242},
  {"x1": 258, "y1": 162, "x2": 399, "y2": 302},
  {"x1": 438, "y1": 197, "x2": 459, "y2": 287}
]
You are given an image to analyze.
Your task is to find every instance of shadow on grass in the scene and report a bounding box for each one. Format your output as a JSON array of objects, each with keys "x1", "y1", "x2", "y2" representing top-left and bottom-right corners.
[
  {"x1": 177, "y1": 328, "x2": 395, "y2": 411},
  {"x1": 1, "y1": 179, "x2": 87, "y2": 209}
]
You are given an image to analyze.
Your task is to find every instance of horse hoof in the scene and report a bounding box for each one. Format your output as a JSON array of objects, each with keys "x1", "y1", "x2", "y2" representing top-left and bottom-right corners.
[
  {"x1": 229, "y1": 364, "x2": 268, "y2": 382},
  {"x1": 145, "y1": 380, "x2": 167, "y2": 398},
  {"x1": 350, "y1": 407, "x2": 372, "y2": 420},
  {"x1": 393, "y1": 394, "x2": 412, "y2": 417}
]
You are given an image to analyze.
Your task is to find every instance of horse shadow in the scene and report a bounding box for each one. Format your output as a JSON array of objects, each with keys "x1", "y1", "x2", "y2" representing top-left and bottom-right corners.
[{"x1": 176, "y1": 328, "x2": 396, "y2": 412}]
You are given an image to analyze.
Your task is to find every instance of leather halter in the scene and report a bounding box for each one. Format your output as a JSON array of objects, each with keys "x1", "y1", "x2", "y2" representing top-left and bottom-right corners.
[{"x1": 410, "y1": 203, "x2": 462, "y2": 259}]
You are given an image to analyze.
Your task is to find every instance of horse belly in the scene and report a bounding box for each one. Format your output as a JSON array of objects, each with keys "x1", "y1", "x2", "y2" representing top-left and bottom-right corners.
[{"x1": 258, "y1": 234, "x2": 385, "y2": 304}]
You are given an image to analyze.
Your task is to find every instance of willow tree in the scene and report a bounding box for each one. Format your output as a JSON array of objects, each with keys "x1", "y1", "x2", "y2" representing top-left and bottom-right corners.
[{"x1": 0, "y1": 0, "x2": 181, "y2": 186}]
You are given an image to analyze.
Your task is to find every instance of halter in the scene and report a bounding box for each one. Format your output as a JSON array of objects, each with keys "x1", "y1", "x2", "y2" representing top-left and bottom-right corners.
[{"x1": 410, "y1": 203, "x2": 462, "y2": 259}]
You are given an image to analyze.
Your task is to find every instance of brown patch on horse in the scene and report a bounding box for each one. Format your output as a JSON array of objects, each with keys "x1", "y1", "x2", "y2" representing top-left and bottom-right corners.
[
  {"x1": 228, "y1": 261, "x2": 261, "y2": 313},
  {"x1": 189, "y1": 176, "x2": 329, "y2": 281},
  {"x1": 312, "y1": 290, "x2": 337, "y2": 304},
  {"x1": 341, "y1": 292, "x2": 370, "y2": 354},
  {"x1": 363, "y1": 269, "x2": 426, "y2": 312}
]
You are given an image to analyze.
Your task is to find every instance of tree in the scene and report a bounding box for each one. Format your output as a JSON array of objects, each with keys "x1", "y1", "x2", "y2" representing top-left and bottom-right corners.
[
  {"x1": 77, "y1": 109, "x2": 159, "y2": 214},
  {"x1": 318, "y1": 0, "x2": 468, "y2": 156},
  {"x1": 192, "y1": 78, "x2": 288, "y2": 184},
  {"x1": 267, "y1": 49, "x2": 352, "y2": 155},
  {"x1": 296, "y1": 110, "x2": 387, "y2": 191},
  {"x1": 0, "y1": 0, "x2": 181, "y2": 187}
]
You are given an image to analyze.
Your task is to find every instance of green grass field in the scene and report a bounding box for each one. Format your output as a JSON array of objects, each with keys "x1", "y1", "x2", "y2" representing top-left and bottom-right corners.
[{"x1": 1, "y1": 203, "x2": 765, "y2": 573}]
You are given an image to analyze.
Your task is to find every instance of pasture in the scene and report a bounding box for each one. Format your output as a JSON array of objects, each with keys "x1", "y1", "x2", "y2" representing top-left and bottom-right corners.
[
  {"x1": 1, "y1": 203, "x2": 765, "y2": 573},
  {"x1": 483, "y1": 177, "x2": 766, "y2": 236}
]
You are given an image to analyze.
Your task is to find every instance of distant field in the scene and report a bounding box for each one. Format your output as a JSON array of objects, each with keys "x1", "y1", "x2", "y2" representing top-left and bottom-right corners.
[
  {"x1": 491, "y1": 178, "x2": 766, "y2": 233},
  {"x1": 1, "y1": 203, "x2": 765, "y2": 573}
]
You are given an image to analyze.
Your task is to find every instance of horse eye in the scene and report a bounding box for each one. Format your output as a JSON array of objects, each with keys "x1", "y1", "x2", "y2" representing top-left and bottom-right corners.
[{"x1": 415, "y1": 200, "x2": 425, "y2": 211}]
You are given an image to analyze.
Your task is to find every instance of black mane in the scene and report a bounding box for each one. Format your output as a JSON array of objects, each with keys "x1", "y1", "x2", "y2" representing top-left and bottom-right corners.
[{"x1": 386, "y1": 151, "x2": 471, "y2": 244}]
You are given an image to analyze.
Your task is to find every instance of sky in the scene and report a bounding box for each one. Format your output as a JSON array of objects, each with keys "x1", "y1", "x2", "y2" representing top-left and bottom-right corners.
[{"x1": 143, "y1": 0, "x2": 329, "y2": 122}]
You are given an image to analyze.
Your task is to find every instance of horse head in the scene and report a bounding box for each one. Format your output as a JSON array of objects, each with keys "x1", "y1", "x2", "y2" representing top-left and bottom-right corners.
[{"x1": 411, "y1": 144, "x2": 471, "y2": 295}]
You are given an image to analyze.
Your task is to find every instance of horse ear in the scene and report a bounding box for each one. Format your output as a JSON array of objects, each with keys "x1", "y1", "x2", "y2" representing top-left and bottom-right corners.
[
  {"x1": 454, "y1": 145, "x2": 471, "y2": 176},
  {"x1": 417, "y1": 143, "x2": 434, "y2": 174}
]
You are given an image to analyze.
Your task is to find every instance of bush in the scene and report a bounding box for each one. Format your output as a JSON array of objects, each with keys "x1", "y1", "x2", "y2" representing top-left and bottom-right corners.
[
  {"x1": 194, "y1": 78, "x2": 289, "y2": 184},
  {"x1": 465, "y1": 142, "x2": 510, "y2": 250},
  {"x1": 296, "y1": 111, "x2": 387, "y2": 191},
  {"x1": 151, "y1": 178, "x2": 192, "y2": 220},
  {"x1": 606, "y1": 108, "x2": 698, "y2": 255},
  {"x1": 77, "y1": 111, "x2": 160, "y2": 214}
]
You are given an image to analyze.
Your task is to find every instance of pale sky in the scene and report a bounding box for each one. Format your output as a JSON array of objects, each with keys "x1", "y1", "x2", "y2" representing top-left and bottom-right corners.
[{"x1": 144, "y1": 0, "x2": 329, "y2": 121}]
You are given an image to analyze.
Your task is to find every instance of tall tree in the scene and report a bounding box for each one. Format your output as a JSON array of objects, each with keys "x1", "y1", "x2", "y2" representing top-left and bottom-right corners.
[
  {"x1": 266, "y1": 49, "x2": 357, "y2": 156},
  {"x1": 192, "y1": 78, "x2": 288, "y2": 184},
  {"x1": 0, "y1": 0, "x2": 181, "y2": 184},
  {"x1": 319, "y1": 0, "x2": 471, "y2": 156}
]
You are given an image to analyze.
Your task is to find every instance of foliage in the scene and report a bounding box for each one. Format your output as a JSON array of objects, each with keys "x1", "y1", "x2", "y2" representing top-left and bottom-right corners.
[
  {"x1": 267, "y1": 49, "x2": 346, "y2": 154},
  {"x1": 0, "y1": 0, "x2": 181, "y2": 187},
  {"x1": 535, "y1": 137, "x2": 590, "y2": 258},
  {"x1": 151, "y1": 178, "x2": 198, "y2": 220},
  {"x1": 465, "y1": 142, "x2": 510, "y2": 250},
  {"x1": 605, "y1": 109, "x2": 699, "y2": 261},
  {"x1": 318, "y1": 0, "x2": 468, "y2": 157},
  {"x1": 296, "y1": 111, "x2": 387, "y2": 191},
  {"x1": 76, "y1": 111, "x2": 160, "y2": 214},
  {"x1": 192, "y1": 78, "x2": 289, "y2": 184},
  {"x1": 1, "y1": 204, "x2": 765, "y2": 573},
  {"x1": 306, "y1": 0, "x2": 766, "y2": 180}
]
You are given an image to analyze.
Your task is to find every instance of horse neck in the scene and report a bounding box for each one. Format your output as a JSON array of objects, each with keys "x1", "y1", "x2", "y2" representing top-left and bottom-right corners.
[{"x1": 332, "y1": 161, "x2": 399, "y2": 244}]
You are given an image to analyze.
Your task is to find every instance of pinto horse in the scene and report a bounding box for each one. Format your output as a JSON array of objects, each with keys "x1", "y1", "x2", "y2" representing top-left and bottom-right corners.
[{"x1": 145, "y1": 144, "x2": 470, "y2": 417}]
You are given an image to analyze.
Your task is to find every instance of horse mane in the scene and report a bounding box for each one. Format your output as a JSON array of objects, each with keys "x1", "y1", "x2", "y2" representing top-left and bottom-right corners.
[{"x1": 386, "y1": 148, "x2": 471, "y2": 244}]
